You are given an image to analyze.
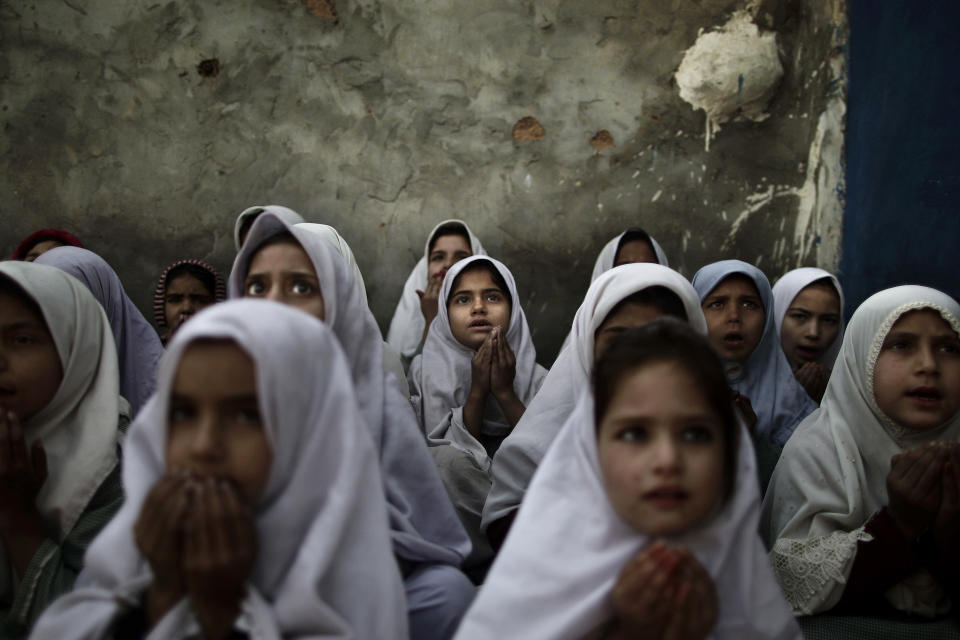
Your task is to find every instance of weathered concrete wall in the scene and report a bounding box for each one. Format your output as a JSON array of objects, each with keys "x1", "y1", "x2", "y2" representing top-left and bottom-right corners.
[{"x1": 0, "y1": 0, "x2": 847, "y2": 361}]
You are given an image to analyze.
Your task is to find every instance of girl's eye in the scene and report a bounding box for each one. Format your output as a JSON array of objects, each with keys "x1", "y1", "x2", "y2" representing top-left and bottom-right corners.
[
  {"x1": 788, "y1": 311, "x2": 808, "y2": 321},
  {"x1": 822, "y1": 316, "x2": 839, "y2": 326},
  {"x1": 236, "y1": 407, "x2": 262, "y2": 425},
  {"x1": 617, "y1": 426, "x2": 648, "y2": 443},
  {"x1": 246, "y1": 281, "x2": 266, "y2": 296},
  {"x1": 487, "y1": 293, "x2": 502, "y2": 302},
  {"x1": 939, "y1": 341, "x2": 960, "y2": 355},
  {"x1": 885, "y1": 340, "x2": 910, "y2": 351},
  {"x1": 430, "y1": 253, "x2": 444, "y2": 262},
  {"x1": 12, "y1": 333, "x2": 39, "y2": 346},
  {"x1": 291, "y1": 281, "x2": 315, "y2": 295},
  {"x1": 682, "y1": 426, "x2": 716, "y2": 443},
  {"x1": 168, "y1": 406, "x2": 193, "y2": 423},
  {"x1": 742, "y1": 300, "x2": 759, "y2": 310},
  {"x1": 455, "y1": 295, "x2": 470, "y2": 304}
]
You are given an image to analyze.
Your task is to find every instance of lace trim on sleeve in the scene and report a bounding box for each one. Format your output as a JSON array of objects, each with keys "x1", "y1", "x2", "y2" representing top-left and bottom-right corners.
[{"x1": 770, "y1": 528, "x2": 873, "y2": 615}]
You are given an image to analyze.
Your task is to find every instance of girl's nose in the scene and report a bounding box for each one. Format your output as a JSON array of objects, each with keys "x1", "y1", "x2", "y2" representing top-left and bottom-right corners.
[
  {"x1": 264, "y1": 284, "x2": 284, "y2": 303},
  {"x1": 916, "y1": 344, "x2": 940, "y2": 374},
  {"x1": 652, "y1": 437, "x2": 681, "y2": 473},
  {"x1": 190, "y1": 419, "x2": 223, "y2": 459}
]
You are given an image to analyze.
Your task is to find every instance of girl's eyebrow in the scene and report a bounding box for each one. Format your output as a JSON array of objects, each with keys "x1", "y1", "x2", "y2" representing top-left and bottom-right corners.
[
  {"x1": 2, "y1": 320, "x2": 47, "y2": 331},
  {"x1": 246, "y1": 269, "x2": 318, "y2": 279}
]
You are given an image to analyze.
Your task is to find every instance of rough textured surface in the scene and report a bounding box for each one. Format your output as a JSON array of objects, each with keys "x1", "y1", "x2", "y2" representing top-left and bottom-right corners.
[{"x1": 0, "y1": 0, "x2": 847, "y2": 361}]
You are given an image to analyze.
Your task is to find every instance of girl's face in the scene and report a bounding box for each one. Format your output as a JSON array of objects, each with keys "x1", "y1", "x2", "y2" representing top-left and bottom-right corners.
[
  {"x1": 166, "y1": 341, "x2": 273, "y2": 504},
  {"x1": 0, "y1": 289, "x2": 63, "y2": 421},
  {"x1": 701, "y1": 274, "x2": 765, "y2": 362},
  {"x1": 594, "y1": 302, "x2": 670, "y2": 360},
  {"x1": 447, "y1": 268, "x2": 511, "y2": 350},
  {"x1": 874, "y1": 308, "x2": 960, "y2": 431},
  {"x1": 245, "y1": 240, "x2": 325, "y2": 321},
  {"x1": 597, "y1": 360, "x2": 726, "y2": 537},
  {"x1": 613, "y1": 239, "x2": 657, "y2": 267},
  {"x1": 780, "y1": 283, "x2": 841, "y2": 369},
  {"x1": 428, "y1": 234, "x2": 472, "y2": 282},
  {"x1": 165, "y1": 273, "x2": 214, "y2": 336}
]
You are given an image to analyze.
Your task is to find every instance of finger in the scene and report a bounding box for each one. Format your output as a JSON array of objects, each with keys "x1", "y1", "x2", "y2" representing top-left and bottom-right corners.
[
  {"x1": 415, "y1": 289, "x2": 424, "y2": 299},
  {"x1": 909, "y1": 446, "x2": 945, "y2": 492},
  {"x1": 221, "y1": 481, "x2": 255, "y2": 561},
  {"x1": 7, "y1": 412, "x2": 29, "y2": 474}
]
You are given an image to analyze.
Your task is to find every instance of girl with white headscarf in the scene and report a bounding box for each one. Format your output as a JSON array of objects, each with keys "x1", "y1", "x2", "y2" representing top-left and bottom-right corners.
[
  {"x1": 483, "y1": 264, "x2": 705, "y2": 547},
  {"x1": 0, "y1": 262, "x2": 124, "y2": 638},
  {"x1": 762, "y1": 286, "x2": 960, "y2": 620},
  {"x1": 772, "y1": 268, "x2": 845, "y2": 403},
  {"x1": 455, "y1": 321, "x2": 801, "y2": 640},
  {"x1": 408, "y1": 256, "x2": 547, "y2": 572},
  {"x1": 387, "y1": 220, "x2": 486, "y2": 365},
  {"x1": 30, "y1": 300, "x2": 407, "y2": 639},
  {"x1": 36, "y1": 246, "x2": 164, "y2": 417},
  {"x1": 692, "y1": 261, "x2": 816, "y2": 465},
  {"x1": 230, "y1": 209, "x2": 475, "y2": 640}
]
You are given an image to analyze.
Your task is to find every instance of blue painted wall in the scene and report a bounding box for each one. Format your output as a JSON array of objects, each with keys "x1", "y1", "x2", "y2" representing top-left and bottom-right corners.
[{"x1": 843, "y1": 0, "x2": 960, "y2": 311}]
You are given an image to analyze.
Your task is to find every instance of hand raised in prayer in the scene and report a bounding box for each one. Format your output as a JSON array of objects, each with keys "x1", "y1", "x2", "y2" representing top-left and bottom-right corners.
[
  {"x1": 470, "y1": 330, "x2": 493, "y2": 397},
  {"x1": 182, "y1": 477, "x2": 257, "y2": 640},
  {"x1": 489, "y1": 327, "x2": 517, "y2": 399},
  {"x1": 0, "y1": 409, "x2": 47, "y2": 530},
  {"x1": 136, "y1": 472, "x2": 192, "y2": 624},
  {"x1": 416, "y1": 272, "x2": 443, "y2": 329},
  {"x1": 608, "y1": 542, "x2": 716, "y2": 640},
  {"x1": 932, "y1": 444, "x2": 960, "y2": 569},
  {"x1": 794, "y1": 361, "x2": 830, "y2": 403},
  {"x1": 732, "y1": 392, "x2": 757, "y2": 433},
  {"x1": 887, "y1": 443, "x2": 945, "y2": 541}
]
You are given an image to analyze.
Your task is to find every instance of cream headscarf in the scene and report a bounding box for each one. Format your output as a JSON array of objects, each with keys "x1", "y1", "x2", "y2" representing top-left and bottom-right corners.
[
  {"x1": 30, "y1": 299, "x2": 408, "y2": 639},
  {"x1": 482, "y1": 263, "x2": 706, "y2": 530},
  {"x1": 457, "y1": 388, "x2": 800, "y2": 639},
  {"x1": 772, "y1": 267, "x2": 846, "y2": 369},
  {"x1": 762, "y1": 285, "x2": 960, "y2": 616},
  {"x1": 589, "y1": 227, "x2": 670, "y2": 281},
  {"x1": 0, "y1": 262, "x2": 120, "y2": 613},
  {"x1": 386, "y1": 220, "x2": 487, "y2": 360},
  {"x1": 230, "y1": 209, "x2": 471, "y2": 566}
]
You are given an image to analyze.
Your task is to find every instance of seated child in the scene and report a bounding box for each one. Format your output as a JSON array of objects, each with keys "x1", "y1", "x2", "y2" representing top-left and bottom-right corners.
[
  {"x1": 10, "y1": 229, "x2": 83, "y2": 262},
  {"x1": 230, "y1": 209, "x2": 474, "y2": 640},
  {"x1": 408, "y1": 256, "x2": 547, "y2": 574},
  {"x1": 454, "y1": 321, "x2": 801, "y2": 640},
  {"x1": 772, "y1": 267, "x2": 844, "y2": 403},
  {"x1": 483, "y1": 263, "x2": 704, "y2": 549},
  {"x1": 693, "y1": 260, "x2": 816, "y2": 490},
  {"x1": 558, "y1": 227, "x2": 669, "y2": 351},
  {"x1": 35, "y1": 247, "x2": 165, "y2": 417},
  {"x1": 762, "y1": 285, "x2": 960, "y2": 618},
  {"x1": 387, "y1": 220, "x2": 486, "y2": 365},
  {"x1": 30, "y1": 299, "x2": 408, "y2": 639},
  {"x1": 153, "y1": 259, "x2": 225, "y2": 344},
  {"x1": 0, "y1": 262, "x2": 125, "y2": 638}
]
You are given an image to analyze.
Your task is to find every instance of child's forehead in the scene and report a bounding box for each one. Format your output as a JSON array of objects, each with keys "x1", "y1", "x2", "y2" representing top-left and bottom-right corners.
[
  {"x1": 712, "y1": 273, "x2": 761, "y2": 296},
  {"x1": 452, "y1": 266, "x2": 501, "y2": 289},
  {"x1": 888, "y1": 306, "x2": 959, "y2": 336}
]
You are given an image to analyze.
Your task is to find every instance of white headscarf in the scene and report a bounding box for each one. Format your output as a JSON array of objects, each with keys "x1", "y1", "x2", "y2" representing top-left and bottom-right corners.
[
  {"x1": 482, "y1": 264, "x2": 706, "y2": 530},
  {"x1": 457, "y1": 391, "x2": 801, "y2": 640},
  {"x1": 229, "y1": 209, "x2": 471, "y2": 566},
  {"x1": 589, "y1": 228, "x2": 670, "y2": 282},
  {"x1": 31, "y1": 300, "x2": 408, "y2": 639},
  {"x1": 762, "y1": 286, "x2": 960, "y2": 616},
  {"x1": 772, "y1": 267, "x2": 846, "y2": 369},
  {"x1": 0, "y1": 262, "x2": 120, "y2": 608},
  {"x1": 35, "y1": 246, "x2": 163, "y2": 417},
  {"x1": 233, "y1": 205, "x2": 304, "y2": 251},
  {"x1": 410, "y1": 256, "x2": 546, "y2": 461},
  {"x1": 386, "y1": 220, "x2": 487, "y2": 360},
  {"x1": 692, "y1": 261, "x2": 817, "y2": 447}
]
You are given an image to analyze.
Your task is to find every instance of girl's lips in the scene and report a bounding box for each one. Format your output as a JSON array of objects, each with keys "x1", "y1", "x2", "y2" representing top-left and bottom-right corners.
[
  {"x1": 906, "y1": 387, "x2": 943, "y2": 408},
  {"x1": 642, "y1": 487, "x2": 689, "y2": 509},
  {"x1": 795, "y1": 345, "x2": 820, "y2": 360}
]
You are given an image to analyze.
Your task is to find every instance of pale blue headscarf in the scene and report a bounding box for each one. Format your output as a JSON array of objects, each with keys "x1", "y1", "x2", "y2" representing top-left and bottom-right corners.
[{"x1": 692, "y1": 260, "x2": 817, "y2": 446}]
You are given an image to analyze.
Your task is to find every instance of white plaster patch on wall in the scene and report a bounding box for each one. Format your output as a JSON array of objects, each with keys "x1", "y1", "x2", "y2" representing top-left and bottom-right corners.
[{"x1": 675, "y1": 11, "x2": 784, "y2": 151}]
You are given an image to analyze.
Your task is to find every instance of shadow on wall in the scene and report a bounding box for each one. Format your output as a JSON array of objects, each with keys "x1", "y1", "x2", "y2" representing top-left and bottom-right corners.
[{"x1": 842, "y1": 0, "x2": 960, "y2": 313}]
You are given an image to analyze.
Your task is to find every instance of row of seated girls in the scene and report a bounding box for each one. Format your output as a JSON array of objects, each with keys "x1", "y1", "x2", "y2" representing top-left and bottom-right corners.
[{"x1": 0, "y1": 208, "x2": 956, "y2": 639}]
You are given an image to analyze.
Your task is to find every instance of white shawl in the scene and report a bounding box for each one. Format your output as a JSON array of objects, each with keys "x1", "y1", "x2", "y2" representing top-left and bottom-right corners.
[
  {"x1": 0, "y1": 262, "x2": 120, "y2": 611},
  {"x1": 230, "y1": 209, "x2": 471, "y2": 566},
  {"x1": 762, "y1": 285, "x2": 960, "y2": 616},
  {"x1": 482, "y1": 263, "x2": 706, "y2": 530},
  {"x1": 409, "y1": 256, "x2": 546, "y2": 466},
  {"x1": 456, "y1": 392, "x2": 801, "y2": 640},
  {"x1": 386, "y1": 220, "x2": 487, "y2": 360},
  {"x1": 692, "y1": 261, "x2": 817, "y2": 447},
  {"x1": 31, "y1": 300, "x2": 407, "y2": 639},
  {"x1": 589, "y1": 228, "x2": 670, "y2": 282},
  {"x1": 772, "y1": 267, "x2": 846, "y2": 369}
]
